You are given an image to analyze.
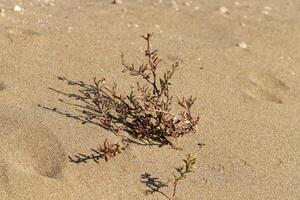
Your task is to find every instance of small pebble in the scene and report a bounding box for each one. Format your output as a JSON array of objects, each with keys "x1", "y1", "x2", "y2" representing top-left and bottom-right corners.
[
  {"x1": 184, "y1": 2, "x2": 190, "y2": 6},
  {"x1": 262, "y1": 10, "x2": 270, "y2": 15},
  {"x1": 171, "y1": 0, "x2": 180, "y2": 11},
  {"x1": 112, "y1": 0, "x2": 123, "y2": 4},
  {"x1": 220, "y1": 6, "x2": 229, "y2": 14},
  {"x1": 264, "y1": 6, "x2": 272, "y2": 11},
  {"x1": 171, "y1": 0, "x2": 178, "y2": 6},
  {"x1": 0, "y1": 8, "x2": 5, "y2": 17},
  {"x1": 237, "y1": 41, "x2": 248, "y2": 49},
  {"x1": 14, "y1": 5, "x2": 23, "y2": 12},
  {"x1": 234, "y1": 1, "x2": 240, "y2": 6},
  {"x1": 67, "y1": 26, "x2": 73, "y2": 32}
]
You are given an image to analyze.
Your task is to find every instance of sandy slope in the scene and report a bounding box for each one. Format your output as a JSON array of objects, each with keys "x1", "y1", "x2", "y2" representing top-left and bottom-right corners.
[{"x1": 0, "y1": 0, "x2": 299, "y2": 199}]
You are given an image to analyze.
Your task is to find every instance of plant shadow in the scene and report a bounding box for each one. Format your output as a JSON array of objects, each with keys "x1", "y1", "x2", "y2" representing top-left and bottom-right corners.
[
  {"x1": 140, "y1": 172, "x2": 170, "y2": 199},
  {"x1": 68, "y1": 148, "x2": 104, "y2": 164},
  {"x1": 38, "y1": 76, "x2": 172, "y2": 148}
]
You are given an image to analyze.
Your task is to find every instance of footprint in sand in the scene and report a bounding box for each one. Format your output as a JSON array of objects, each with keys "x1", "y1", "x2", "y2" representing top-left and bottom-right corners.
[
  {"x1": 0, "y1": 108, "x2": 65, "y2": 178},
  {"x1": 240, "y1": 71, "x2": 289, "y2": 104},
  {"x1": 0, "y1": 27, "x2": 41, "y2": 43}
]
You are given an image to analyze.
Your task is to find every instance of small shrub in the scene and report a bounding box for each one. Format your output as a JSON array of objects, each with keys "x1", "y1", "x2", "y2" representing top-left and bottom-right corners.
[{"x1": 87, "y1": 33, "x2": 199, "y2": 147}]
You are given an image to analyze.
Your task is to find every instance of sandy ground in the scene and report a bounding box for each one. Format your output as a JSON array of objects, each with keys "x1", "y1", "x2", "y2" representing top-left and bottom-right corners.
[{"x1": 0, "y1": 0, "x2": 299, "y2": 199}]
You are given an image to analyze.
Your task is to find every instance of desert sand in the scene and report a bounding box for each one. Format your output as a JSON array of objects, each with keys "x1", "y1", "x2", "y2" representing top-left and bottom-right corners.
[{"x1": 0, "y1": 0, "x2": 299, "y2": 199}]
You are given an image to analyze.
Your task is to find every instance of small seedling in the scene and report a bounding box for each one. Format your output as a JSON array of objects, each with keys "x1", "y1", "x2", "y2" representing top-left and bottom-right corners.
[
  {"x1": 141, "y1": 154, "x2": 197, "y2": 199},
  {"x1": 169, "y1": 154, "x2": 196, "y2": 200}
]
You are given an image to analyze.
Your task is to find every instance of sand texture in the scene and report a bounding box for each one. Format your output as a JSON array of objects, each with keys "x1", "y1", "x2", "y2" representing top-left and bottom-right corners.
[{"x1": 0, "y1": 0, "x2": 299, "y2": 199}]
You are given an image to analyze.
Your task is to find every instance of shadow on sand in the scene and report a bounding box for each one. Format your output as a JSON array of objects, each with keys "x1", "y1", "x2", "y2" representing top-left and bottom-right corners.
[
  {"x1": 140, "y1": 172, "x2": 170, "y2": 199},
  {"x1": 38, "y1": 76, "x2": 173, "y2": 164}
]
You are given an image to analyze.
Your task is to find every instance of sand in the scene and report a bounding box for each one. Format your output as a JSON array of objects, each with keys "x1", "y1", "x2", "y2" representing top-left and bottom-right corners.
[{"x1": 0, "y1": 0, "x2": 299, "y2": 199}]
